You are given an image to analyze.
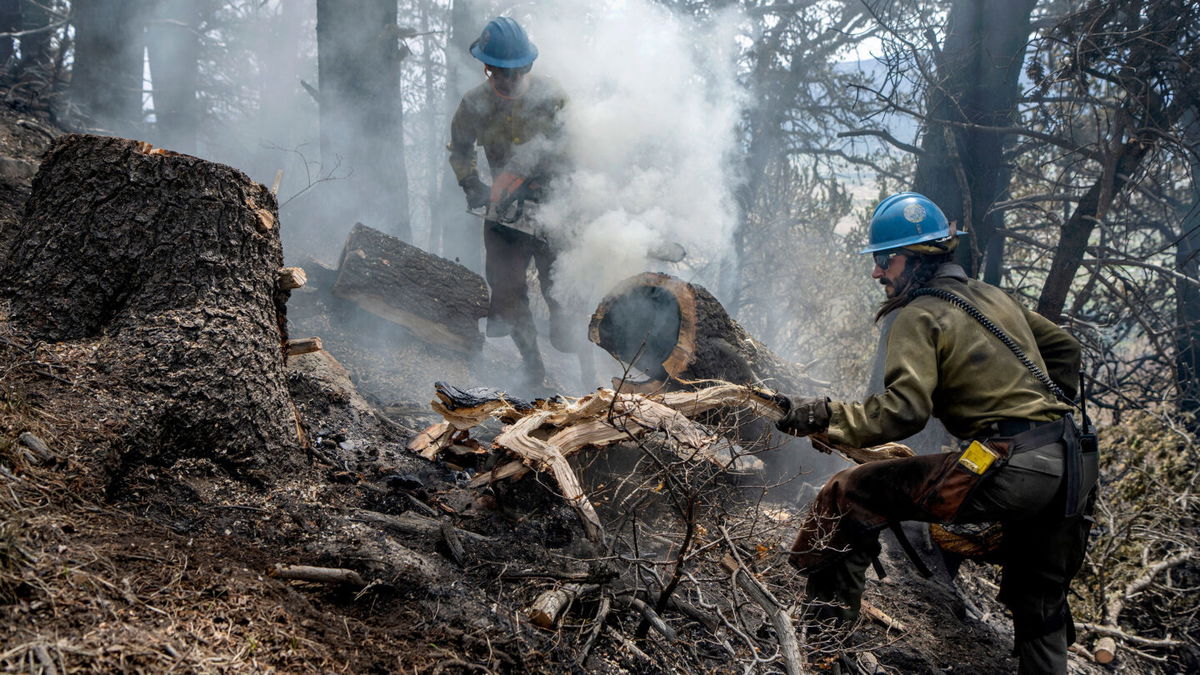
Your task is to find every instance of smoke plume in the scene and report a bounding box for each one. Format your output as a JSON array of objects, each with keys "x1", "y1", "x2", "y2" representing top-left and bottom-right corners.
[{"x1": 521, "y1": 1, "x2": 746, "y2": 311}]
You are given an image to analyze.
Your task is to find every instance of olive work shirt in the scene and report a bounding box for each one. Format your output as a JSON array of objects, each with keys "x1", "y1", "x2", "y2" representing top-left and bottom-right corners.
[
  {"x1": 447, "y1": 74, "x2": 567, "y2": 184},
  {"x1": 825, "y1": 264, "x2": 1080, "y2": 448}
]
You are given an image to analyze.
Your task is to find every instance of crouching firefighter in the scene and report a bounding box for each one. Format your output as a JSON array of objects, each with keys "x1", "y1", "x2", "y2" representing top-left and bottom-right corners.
[
  {"x1": 448, "y1": 16, "x2": 574, "y2": 391},
  {"x1": 774, "y1": 192, "x2": 1099, "y2": 674}
]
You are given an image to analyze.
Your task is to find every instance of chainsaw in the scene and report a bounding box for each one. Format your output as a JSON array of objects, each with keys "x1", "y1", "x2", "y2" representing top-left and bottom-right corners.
[{"x1": 466, "y1": 174, "x2": 687, "y2": 264}]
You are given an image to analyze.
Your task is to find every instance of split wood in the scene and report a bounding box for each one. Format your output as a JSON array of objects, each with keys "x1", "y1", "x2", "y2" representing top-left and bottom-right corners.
[
  {"x1": 286, "y1": 337, "x2": 322, "y2": 357},
  {"x1": 415, "y1": 382, "x2": 913, "y2": 544}
]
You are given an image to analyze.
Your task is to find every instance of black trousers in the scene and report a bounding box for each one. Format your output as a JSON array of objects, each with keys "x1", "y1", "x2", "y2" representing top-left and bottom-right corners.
[{"x1": 794, "y1": 422, "x2": 1093, "y2": 674}]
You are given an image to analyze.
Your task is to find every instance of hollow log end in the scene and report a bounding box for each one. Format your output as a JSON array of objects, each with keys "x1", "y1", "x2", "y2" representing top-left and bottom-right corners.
[{"x1": 589, "y1": 272, "x2": 698, "y2": 382}]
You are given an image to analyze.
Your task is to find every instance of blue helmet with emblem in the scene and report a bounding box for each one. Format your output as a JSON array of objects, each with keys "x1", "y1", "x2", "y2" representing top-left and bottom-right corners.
[
  {"x1": 470, "y1": 17, "x2": 538, "y2": 69},
  {"x1": 861, "y1": 192, "x2": 961, "y2": 254}
]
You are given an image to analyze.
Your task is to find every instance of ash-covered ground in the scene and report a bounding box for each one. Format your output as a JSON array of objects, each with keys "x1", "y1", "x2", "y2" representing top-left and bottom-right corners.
[{"x1": 0, "y1": 103, "x2": 1108, "y2": 674}]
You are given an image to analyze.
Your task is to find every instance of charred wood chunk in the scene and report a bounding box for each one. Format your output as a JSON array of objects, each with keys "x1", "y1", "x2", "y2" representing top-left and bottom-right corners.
[
  {"x1": 0, "y1": 133, "x2": 299, "y2": 474},
  {"x1": 332, "y1": 223, "x2": 488, "y2": 353},
  {"x1": 589, "y1": 272, "x2": 809, "y2": 394}
]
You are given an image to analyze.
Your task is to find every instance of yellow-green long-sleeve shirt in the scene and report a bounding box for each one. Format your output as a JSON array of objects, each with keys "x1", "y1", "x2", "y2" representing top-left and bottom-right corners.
[
  {"x1": 826, "y1": 265, "x2": 1080, "y2": 448},
  {"x1": 448, "y1": 75, "x2": 566, "y2": 184}
]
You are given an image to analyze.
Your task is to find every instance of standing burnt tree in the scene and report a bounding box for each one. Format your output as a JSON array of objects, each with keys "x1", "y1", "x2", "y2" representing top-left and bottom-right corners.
[
  {"x1": 0, "y1": 134, "x2": 301, "y2": 477},
  {"x1": 316, "y1": 0, "x2": 410, "y2": 242},
  {"x1": 70, "y1": 0, "x2": 147, "y2": 136},
  {"x1": 145, "y1": 0, "x2": 209, "y2": 155}
]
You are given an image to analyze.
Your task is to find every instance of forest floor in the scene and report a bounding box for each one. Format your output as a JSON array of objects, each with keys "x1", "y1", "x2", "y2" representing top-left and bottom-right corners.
[{"x1": 0, "y1": 103, "x2": 1111, "y2": 673}]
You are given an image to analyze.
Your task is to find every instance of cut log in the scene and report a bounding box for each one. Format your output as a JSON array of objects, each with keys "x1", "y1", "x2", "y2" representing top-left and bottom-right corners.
[
  {"x1": 1093, "y1": 637, "x2": 1117, "y2": 664},
  {"x1": 286, "y1": 337, "x2": 323, "y2": 357},
  {"x1": 589, "y1": 272, "x2": 819, "y2": 393},
  {"x1": 271, "y1": 563, "x2": 365, "y2": 586},
  {"x1": 527, "y1": 583, "x2": 598, "y2": 629},
  {"x1": 0, "y1": 134, "x2": 300, "y2": 474},
  {"x1": 332, "y1": 223, "x2": 488, "y2": 353}
]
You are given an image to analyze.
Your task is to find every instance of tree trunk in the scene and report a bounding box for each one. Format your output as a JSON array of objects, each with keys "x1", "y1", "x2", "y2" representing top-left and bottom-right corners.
[
  {"x1": 17, "y1": 0, "x2": 53, "y2": 77},
  {"x1": 0, "y1": 0, "x2": 18, "y2": 69},
  {"x1": 332, "y1": 223, "x2": 488, "y2": 353},
  {"x1": 1036, "y1": 134, "x2": 1155, "y2": 322},
  {"x1": 71, "y1": 0, "x2": 147, "y2": 137},
  {"x1": 911, "y1": 0, "x2": 1038, "y2": 280},
  {"x1": 437, "y1": 0, "x2": 482, "y2": 272},
  {"x1": 315, "y1": 0, "x2": 410, "y2": 241},
  {"x1": 0, "y1": 134, "x2": 300, "y2": 475},
  {"x1": 588, "y1": 272, "x2": 811, "y2": 394},
  {"x1": 1177, "y1": 112, "x2": 1200, "y2": 420},
  {"x1": 145, "y1": 0, "x2": 205, "y2": 155}
]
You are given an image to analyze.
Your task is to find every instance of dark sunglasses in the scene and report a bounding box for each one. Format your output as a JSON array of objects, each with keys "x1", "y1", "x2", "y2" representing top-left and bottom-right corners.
[
  {"x1": 873, "y1": 251, "x2": 905, "y2": 270},
  {"x1": 488, "y1": 65, "x2": 532, "y2": 78}
]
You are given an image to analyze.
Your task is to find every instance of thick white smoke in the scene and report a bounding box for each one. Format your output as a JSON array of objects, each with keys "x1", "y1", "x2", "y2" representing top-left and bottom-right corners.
[{"x1": 521, "y1": 1, "x2": 745, "y2": 309}]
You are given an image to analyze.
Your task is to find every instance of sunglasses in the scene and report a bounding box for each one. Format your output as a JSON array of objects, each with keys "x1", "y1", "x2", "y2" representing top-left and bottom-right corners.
[
  {"x1": 873, "y1": 251, "x2": 905, "y2": 270},
  {"x1": 488, "y1": 65, "x2": 532, "y2": 79}
]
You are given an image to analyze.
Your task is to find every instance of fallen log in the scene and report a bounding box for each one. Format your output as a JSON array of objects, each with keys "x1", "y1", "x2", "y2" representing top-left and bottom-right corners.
[
  {"x1": 589, "y1": 272, "x2": 820, "y2": 394},
  {"x1": 271, "y1": 564, "x2": 365, "y2": 586},
  {"x1": 332, "y1": 223, "x2": 488, "y2": 353}
]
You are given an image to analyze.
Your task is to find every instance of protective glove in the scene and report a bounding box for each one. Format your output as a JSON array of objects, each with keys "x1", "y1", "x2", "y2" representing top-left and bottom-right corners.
[
  {"x1": 775, "y1": 396, "x2": 831, "y2": 437},
  {"x1": 460, "y1": 175, "x2": 490, "y2": 210}
]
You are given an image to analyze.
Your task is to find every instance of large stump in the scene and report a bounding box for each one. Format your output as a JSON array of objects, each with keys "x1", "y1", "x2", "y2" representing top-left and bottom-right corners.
[
  {"x1": 589, "y1": 273, "x2": 812, "y2": 394},
  {"x1": 0, "y1": 134, "x2": 300, "y2": 473},
  {"x1": 332, "y1": 223, "x2": 488, "y2": 353}
]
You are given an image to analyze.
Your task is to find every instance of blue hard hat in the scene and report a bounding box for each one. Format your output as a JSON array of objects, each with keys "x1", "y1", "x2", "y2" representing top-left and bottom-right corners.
[
  {"x1": 470, "y1": 17, "x2": 538, "y2": 69},
  {"x1": 860, "y1": 192, "x2": 959, "y2": 254}
]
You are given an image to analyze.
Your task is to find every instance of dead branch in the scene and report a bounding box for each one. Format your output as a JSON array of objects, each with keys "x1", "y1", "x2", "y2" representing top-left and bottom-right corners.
[
  {"x1": 270, "y1": 564, "x2": 364, "y2": 587},
  {"x1": 720, "y1": 553, "x2": 806, "y2": 675}
]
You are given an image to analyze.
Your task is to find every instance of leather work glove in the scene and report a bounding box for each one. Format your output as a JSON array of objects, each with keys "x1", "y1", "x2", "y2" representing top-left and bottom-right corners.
[
  {"x1": 775, "y1": 396, "x2": 831, "y2": 437},
  {"x1": 490, "y1": 171, "x2": 526, "y2": 208},
  {"x1": 460, "y1": 175, "x2": 490, "y2": 210}
]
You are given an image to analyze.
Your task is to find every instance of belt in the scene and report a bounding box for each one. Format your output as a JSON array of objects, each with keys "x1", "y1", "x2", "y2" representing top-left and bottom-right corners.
[{"x1": 983, "y1": 417, "x2": 1059, "y2": 438}]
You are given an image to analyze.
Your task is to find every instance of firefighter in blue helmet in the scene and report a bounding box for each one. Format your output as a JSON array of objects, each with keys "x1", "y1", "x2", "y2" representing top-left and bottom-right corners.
[
  {"x1": 448, "y1": 17, "x2": 572, "y2": 391},
  {"x1": 773, "y1": 192, "x2": 1096, "y2": 673}
]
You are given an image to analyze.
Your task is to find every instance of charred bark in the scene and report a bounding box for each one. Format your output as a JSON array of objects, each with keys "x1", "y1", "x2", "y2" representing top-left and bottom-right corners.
[
  {"x1": 589, "y1": 273, "x2": 811, "y2": 394},
  {"x1": 332, "y1": 223, "x2": 488, "y2": 353},
  {"x1": 0, "y1": 134, "x2": 300, "y2": 476}
]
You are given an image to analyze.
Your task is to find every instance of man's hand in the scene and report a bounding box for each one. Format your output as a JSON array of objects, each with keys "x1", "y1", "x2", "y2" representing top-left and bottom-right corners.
[
  {"x1": 775, "y1": 396, "x2": 831, "y2": 437},
  {"x1": 460, "y1": 175, "x2": 490, "y2": 210}
]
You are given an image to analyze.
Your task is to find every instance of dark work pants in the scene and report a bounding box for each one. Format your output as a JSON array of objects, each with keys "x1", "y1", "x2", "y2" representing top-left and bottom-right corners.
[
  {"x1": 793, "y1": 435, "x2": 1092, "y2": 674},
  {"x1": 483, "y1": 222, "x2": 561, "y2": 378}
]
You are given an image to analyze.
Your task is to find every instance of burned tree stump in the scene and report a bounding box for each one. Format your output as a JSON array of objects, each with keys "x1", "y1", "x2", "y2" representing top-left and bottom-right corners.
[
  {"x1": 332, "y1": 223, "x2": 488, "y2": 353},
  {"x1": 0, "y1": 134, "x2": 300, "y2": 474},
  {"x1": 589, "y1": 273, "x2": 813, "y2": 393}
]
